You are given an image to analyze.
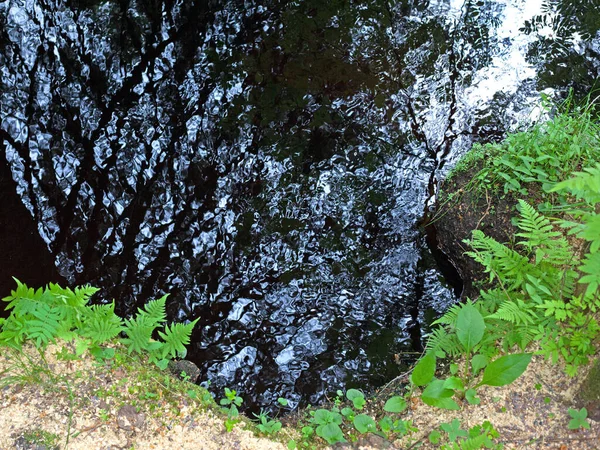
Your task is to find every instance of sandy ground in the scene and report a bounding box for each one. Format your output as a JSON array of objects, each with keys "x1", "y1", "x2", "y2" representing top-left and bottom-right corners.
[
  {"x1": 1, "y1": 343, "x2": 599, "y2": 449},
  {"x1": 390, "y1": 355, "x2": 600, "y2": 449},
  {"x1": 0, "y1": 343, "x2": 286, "y2": 450}
]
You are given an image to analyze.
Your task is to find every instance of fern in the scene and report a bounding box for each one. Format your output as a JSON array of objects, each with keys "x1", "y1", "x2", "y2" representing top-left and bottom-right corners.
[
  {"x1": 137, "y1": 294, "x2": 168, "y2": 328},
  {"x1": 579, "y1": 251, "x2": 600, "y2": 297},
  {"x1": 158, "y1": 318, "x2": 199, "y2": 360},
  {"x1": 122, "y1": 315, "x2": 160, "y2": 355},
  {"x1": 465, "y1": 231, "x2": 531, "y2": 289},
  {"x1": 516, "y1": 200, "x2": 562, "y2": 248},
  {"x1": 487, "y1": 299, "x2": 537, "y2": 325},
  {"x1": 0, "y1": 281, "x2": 200, "y2": 369},
  {"x1": 80, "y1": 303, "x2": 124, "y2": 343}
]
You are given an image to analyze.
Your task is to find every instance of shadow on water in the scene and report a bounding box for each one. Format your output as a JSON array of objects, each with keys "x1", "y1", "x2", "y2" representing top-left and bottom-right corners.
[{"x1": 0, "y1": 0, "x2": 598, "y2": 411}]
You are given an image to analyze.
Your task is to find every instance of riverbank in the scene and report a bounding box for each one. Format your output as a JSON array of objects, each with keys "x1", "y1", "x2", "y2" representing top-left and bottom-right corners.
[{"x1": 2, "y1": 104, "x2": 600, "y2": 449}]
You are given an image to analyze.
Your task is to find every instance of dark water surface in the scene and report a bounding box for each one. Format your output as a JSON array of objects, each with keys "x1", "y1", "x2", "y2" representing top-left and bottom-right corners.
[{"x1": 1, "y1": 0, "x2": 599, "y2": 411}]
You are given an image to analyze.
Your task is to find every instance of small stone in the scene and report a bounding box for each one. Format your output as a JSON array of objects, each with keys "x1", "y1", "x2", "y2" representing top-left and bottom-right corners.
[
  {"x1": 168, "y1": 360, "x2": 201, "y2": 383},
  {"x1": 116, "y1": 405, "x2": 146, "y2": 431}
]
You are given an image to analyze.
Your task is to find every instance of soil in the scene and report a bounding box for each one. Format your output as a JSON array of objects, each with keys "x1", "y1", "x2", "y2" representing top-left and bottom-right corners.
[{"x1": 0, "y1": 343, "x2": 287, "y2": 450}]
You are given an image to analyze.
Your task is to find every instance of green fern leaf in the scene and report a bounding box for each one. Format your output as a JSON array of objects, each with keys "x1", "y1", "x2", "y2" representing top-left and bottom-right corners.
[
  {"x1": 158, "y1": 318, "x2": 199, "y2": 360},
  {"x1": 579, "y1": 252, "x2": 600, "y2": 297},
  {"x1": 138, "y1": 295, "x2": 168, "y2": 328},
  {"x1": 80, "y1": 302, "x2": 124, "y2": 343},
  {"x1": 487, "y1": 299, "x2": 538, "y2": 325},
  {"x1": 122, "y1": 315, "x2": 156, "y2": 354}
]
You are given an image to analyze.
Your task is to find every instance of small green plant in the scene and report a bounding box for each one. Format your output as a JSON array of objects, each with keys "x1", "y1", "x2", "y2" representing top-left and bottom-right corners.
[
  {"x1": 253, "y1": 410, "x2": 282, "y2": 435},
  {"x1": 20, "y1": 429, "x2": 60, "y2": 450},
  {"x1": 346, "y1": 388, "x2": 366, "y2": 410},
  {"x1": 99, "y1": 408, "x2": 110, "y2": 422},
  {"x1": 568, "y1": 407, "x2": 591, "y2": 430},
  {"x1": 432, "y1": 420, "x2": 502, "y2": 449},
  {"x1": 308, "y1": 409, "x2": 345, "y2": 444},
  {"x1": 220, "y1": 387, "x2": 243, "y2": 432},
  {"x1": 417, "y1": 301, "x2": 531, "y2": 410}
]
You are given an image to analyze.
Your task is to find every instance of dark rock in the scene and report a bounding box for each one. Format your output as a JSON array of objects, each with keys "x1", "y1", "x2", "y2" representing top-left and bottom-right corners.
[
  {"x1": 575, "y1": 358, "x2": 600, "y2": 421},
  {"x1": 116, "y1": 405, "x2": 146, "y2": 431},
  {"x1": 168, "y1": 359, "x2": 201, "y2": 383},
  {"x1": 434, "y1": 158, "x2": 519, "y2": 300}
]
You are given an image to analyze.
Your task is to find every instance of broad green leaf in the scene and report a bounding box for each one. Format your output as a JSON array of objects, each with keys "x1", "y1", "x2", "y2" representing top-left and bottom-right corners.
[
  {"x1": 353, "y1": 414, "x2": 377, "y2": 433},
  {"x1": 465, "y1": 388, "x2": 481, "y2": 405},
  {"x1": 383, "y1": 396, "x2": 407, "y2": 413},
  {"x1": 471, "y1": 354, "x2": 488, "y2": 374},
  {"x1": 411, "y1": 353, "x2": 436, "y2": 386},
  {"x1": 316, "y1": 423, "x2": 346, "y2": 444},
  {"x1": 479, "y1": 354, "x2": 532, "y2": 387},
  {"x1": 421, "y1": 379, "x2": 460, "y2": 410},
  {"x1": 456, "y1": 303, "x2": 485, "y2": 352},
  {"x1": 443, "y1": 376, "x2": 464, "y2": 391}
]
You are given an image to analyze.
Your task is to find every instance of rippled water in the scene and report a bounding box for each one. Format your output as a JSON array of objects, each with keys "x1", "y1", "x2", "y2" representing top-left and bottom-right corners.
[{"x1": 1, "y1": 0, "x2": 598, "y2": 411}]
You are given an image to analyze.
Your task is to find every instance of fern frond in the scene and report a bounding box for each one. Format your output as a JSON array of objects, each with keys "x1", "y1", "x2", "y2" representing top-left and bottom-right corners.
[
  {"x1": 80, "y1": 302, "x2": 124, "y2": 343},
  {"x1": 122, "y1": 315, "x2": 157, "y2": 354},
  {"x1": 431, "y1": 303, "x2": 462, "y2": 327},
  {"x1": 137, "y1": 295, "x2": 168, "y2": 328},
  {"x1": 465, "y1": 230, "x2": 531, "y2": 289},
  {"x1": 550, "y1": 163, "x2": 600, "y2": 205},
  {"x1": 579, "y1": 251, "x2": 600, "y2": 298},
  {"x1": 516, "y1": 200, "x2": 561, "y2": 247},
  {"x1": 487, "y1": 299, "x2": 537, "y2": 325},
  {"x1": 158, "y1": 318, "x2": 200, "y2": 359}
]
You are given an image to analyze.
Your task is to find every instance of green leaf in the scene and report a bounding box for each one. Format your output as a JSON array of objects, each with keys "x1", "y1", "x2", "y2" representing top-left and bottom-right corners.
[
  {"x1": 443, "y1": 376, "x2": 464, "y2": 391},
  {"x1": 346, "y1": 388, "x2": 366, "y2": 409},
  {"x1": 379, "y1": 416, "x2": 393, "y2": 433},
  {"x1": 471, "y1": 354, "x2": 488, "y2": 374},
  {"x1": 429, "y1": 430, "x2": 442, "y2": 444},
  {"x1": 157, "y1": 318, "x2": 200, "y2": 360},
  {"x1": 440, "y1": 418, "x2": 468, "y2": 442},
  {"x1": 568, "y1": 408, "x2": 591, "y2": 430},
  {"x1": 316, "y1": 423, "x2": 346, "y2": 444},
  {"x1": 353, "y1": 414, "x2": 377, "y2": 434},
  {"x1": 465, "y1": 388, "x2": 481, "y2": 405},
  {"x1": 383, "y1": 396, "x2": 407, "y2": 413},
  {"x1": 156, "y1": 359, "x2": 169, "y2": 370},
  {"x1": 479, "y1": 354, "x2": 532, "y2": 387},
  {"x1": 456, "y1": 303, "x2": 485, "y2": 353},
  {"x1": 411, "y1": 353, "x2": 436, "y2": 386},
  {"x1": 421, "y1": 379, "x2": 460, "y2": 410}
]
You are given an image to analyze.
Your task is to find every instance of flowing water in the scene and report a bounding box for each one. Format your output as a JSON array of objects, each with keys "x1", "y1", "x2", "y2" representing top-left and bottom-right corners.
[{"x1": 1, "y1": 0, "x2": 599, "y2": 411}]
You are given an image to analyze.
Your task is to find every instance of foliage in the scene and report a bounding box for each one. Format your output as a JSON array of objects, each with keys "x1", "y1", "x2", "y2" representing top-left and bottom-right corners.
[
  {"x1": 220, "y1": 388, "x2": 244, "y2": 432},
  {"x1": 419, "y1": 300, "x2": 532, "y2": 410},
  {"x1": 466, "y1": 104, "x2": 600, "y2": 196},
  {"x1": 429, "y1": 419, "x2": 502, "y2": 449},
  {"x1": 567, "y1": 407, "x2": 591, "y2": 430},
  {"x1": 253, "y1": 410, "x2": 282, "y2": 435},
  {"x1": 463, "y1": 192, "x2": 600, "y2": 376},
  {"x1": 0, "y1": 281, "x2": 199, "y2": 369}
]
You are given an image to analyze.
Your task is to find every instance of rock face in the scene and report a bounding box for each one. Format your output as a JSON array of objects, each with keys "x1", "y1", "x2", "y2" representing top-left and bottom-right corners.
[{"x1": 434, "y1": 160, "x2": 518, "y2": 300}]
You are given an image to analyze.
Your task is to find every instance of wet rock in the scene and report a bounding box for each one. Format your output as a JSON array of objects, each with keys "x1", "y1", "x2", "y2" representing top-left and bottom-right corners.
[
  {"x1": 116, "y1": 405, "x2": 146, "y2": 431},
  {"x1": 168, "y1": 359, "x2": 201, "y2": 383},
  {"x1": 434, "y1": 158, "x2": 519, "y2": 300}
]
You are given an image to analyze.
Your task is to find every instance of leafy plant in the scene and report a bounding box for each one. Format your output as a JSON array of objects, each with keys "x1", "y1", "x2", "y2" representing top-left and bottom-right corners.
[
  {"x1": 309, "y1": 409, "x2": 345, "y2": 444},
  {"x1": 0, "y1": 281, "x2": 200, "y2": 370},
  {"x1": 419, "y1": 301, "x2": 532, "y2": 410},
  {"x1": 253, "y1": 410, "x2": 282, "y2": 435},
  {"x1": 432, "y1": 420, "x2": 502, "y2": 450},
  {"x1": 568, "y1": 407, "x2": 591, "y2": 430},
  {"x1": 346, "y1": 388, "x2": 366, "y2": 410}
]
